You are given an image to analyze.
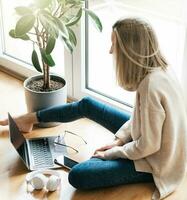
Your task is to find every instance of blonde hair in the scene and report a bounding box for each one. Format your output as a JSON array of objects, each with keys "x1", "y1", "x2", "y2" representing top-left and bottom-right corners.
[{"x1": 113, "y1": 18, "x2": 168, "y2": 91}]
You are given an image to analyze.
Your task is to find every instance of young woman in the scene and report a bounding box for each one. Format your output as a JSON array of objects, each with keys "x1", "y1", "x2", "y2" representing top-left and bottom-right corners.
[{"x1": 1, "y1": 18, "x2": 187, "y2": 200}]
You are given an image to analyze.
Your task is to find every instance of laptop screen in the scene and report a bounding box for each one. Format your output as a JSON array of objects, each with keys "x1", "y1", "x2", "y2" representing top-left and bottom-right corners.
[{"x1": 8, "y1": 113, "x2": 27, "y2": 165}]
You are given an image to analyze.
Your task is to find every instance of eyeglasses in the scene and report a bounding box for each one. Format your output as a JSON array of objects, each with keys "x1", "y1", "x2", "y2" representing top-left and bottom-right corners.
[{"x1": 54, "y1": 130, "x2": 87, "y2": 154}]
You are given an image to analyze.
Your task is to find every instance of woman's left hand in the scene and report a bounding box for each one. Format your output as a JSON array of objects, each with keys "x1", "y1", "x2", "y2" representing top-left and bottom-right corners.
[{"x1": 92, "y1": 150, "x2": 106, "y2": 159}]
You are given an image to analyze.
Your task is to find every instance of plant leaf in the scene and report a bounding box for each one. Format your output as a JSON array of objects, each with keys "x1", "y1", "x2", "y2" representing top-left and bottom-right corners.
[
  {"x1": 40, "y1": 48, "x2": 55, "y2": 66},
  {"x1": 31, "y1": 50, "x2": 42, "y2": 72},
  {"x1": 83, "y1": 8, "x2": 102, "y2": 32},
  {"x1": 15, "y1": 6, "x2": 33, "y2": 16},
  {"x1": 34, "y1": 0, "x2": 52, "y2": 9},
  {"x1": 61, "y1": 36, "x2": 73, "y2": 53},
  {"x1": 46, "y1": 36, "x2": 56, "y2": 54},
  {"x1": 15, "y1": 14, "x2": 35, "y2": 36},
  {"x1": 66, "y1": 0, "x2": 78, "y2": 3},
  {"x1": 67, "y1": 27, "x2": 77, "y2": 47},
  {"x1": 9, "y1": 29, "x2": 17, "y2": 38},
  {"x1": 9, "y1": 29, "x2": 30, "y2": 40},
  {"x1": 54, "y1": 18, "x2": 69, "y2": 39},
  {"x1": 66, "y1": 8, "x2": 82, "y2": 27},
  {"x1": 39, "y1": 10, "x2": 59, "y2": 38}
]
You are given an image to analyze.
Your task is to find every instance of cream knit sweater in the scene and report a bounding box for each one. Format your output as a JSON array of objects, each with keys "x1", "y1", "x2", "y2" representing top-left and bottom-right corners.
[{"x1": 104, "y1": 68, "x2": 187, "y2": 200}]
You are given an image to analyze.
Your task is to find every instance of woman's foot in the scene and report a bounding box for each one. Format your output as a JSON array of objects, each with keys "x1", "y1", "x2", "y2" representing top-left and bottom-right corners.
[{"x1": 0, "y1": 112, "x2": 38, "y2": 133}]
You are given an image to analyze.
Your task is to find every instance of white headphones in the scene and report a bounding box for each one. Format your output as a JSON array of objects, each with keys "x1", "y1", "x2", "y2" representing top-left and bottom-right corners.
[{"x1": 26, "y1": 170, "x2": 61, "y2": 192}]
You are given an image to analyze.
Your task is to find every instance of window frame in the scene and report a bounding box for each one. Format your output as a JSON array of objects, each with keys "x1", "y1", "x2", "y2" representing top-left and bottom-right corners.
[
  {"x1": 71, "y1": 14, "x2": 133, "y2": 112},
  {"x1": 71, "y1": 1, "x2": 133, "y2": 112}
]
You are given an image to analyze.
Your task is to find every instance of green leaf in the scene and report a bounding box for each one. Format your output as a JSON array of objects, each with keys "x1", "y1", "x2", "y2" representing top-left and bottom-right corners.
[
  {"x1": 9, "y1": 29, "x2": 17, "y2": 38},
  {"x1": 54, "y1": 18, "x2": 69, "y2": 39},
  {"x1": 15, "y1": 6, "x2": 32, "y2": 16},
  {"x1": 34, "y1": 0, "x2": 52, "y2": 9},
  {"x1": 31, "y1": 50, "x2": 42, "y2": 72},
  {"x1": 46, "y1": 36, "x2": 56, "y2": 54},
  {"x1": 61, "y1": 36, "x2": 73, "y2": 53},
  {"x1": 66, "y1": 8, "x2": 82, "y2": 27},
  {"x1": 19, "y1": 34, "x2": 30, "y2": 40},
  {"x1": 67, "y1": 27, "x2": 77, "y2": 47},
  {"x1": 9, "y1": 29, "x2": 30, "y2": 40},
  {"x1": 15, "y1": 14, "x2": 35, "y2": 36},
  {"x1": 39, "y1": 10, "x2": 59, "y2": 38},
  {"x1": 66, "y1": 0, "x2": 77, "y2": 3},
  {"x1": 84, "y1": 8, "x2": 102, "y2": 32},
  {"x1": 40, "y1": 48, "x2": 55, "y2": 66}
]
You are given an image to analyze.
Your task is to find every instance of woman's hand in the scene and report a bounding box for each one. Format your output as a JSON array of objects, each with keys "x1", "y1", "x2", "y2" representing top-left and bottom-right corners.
[
  {"x1": 92, "y1": 150, "x2": 106, "y2": 159},
  {"x1": 92, "y1": 138, "x2": 124, "y2": 159},
  {"x1": 0, "y1": 112, "x2": 38, "y2": 133}
]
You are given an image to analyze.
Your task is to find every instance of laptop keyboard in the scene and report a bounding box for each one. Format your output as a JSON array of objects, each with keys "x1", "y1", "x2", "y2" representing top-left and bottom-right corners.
[{"x1": 30, "y1": 138, "x2": 54, "y2": 168}]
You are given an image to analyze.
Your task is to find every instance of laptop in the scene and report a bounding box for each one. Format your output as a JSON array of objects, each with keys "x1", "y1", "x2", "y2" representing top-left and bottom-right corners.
[{"x1": 8, "y1": 113, "x2": 78, "y2": 171}]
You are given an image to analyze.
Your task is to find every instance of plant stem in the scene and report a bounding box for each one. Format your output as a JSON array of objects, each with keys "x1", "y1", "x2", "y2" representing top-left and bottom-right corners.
[
  {"x1": 29, "y1": 39, "x2": 39, "y2": 46},
  {"x1": 28, "y1": 32, "x2": 38, "y2": 35},
  {"x1": 43, "y1": 62, "x2": 50, "y2": 89},
  {"x1": 45, "y1": 32, "x2": 50, "y2": 90},
  {"x1": 42, "y1": 31, "x2": 50, "y2": 90},
  {"x1": 58, "y1": 4, "x2": 76, "y2": 18},
  {"x1": 34, "y1": 18, "x2": 50, "y2": 90},
  {"x1": 34, "y1": 27, "x2": 42, "y2": 48},
  {"x1": 53, "y1": 4, "x2": 61, "y2": 16},
  {"x1": 46, "y1": 63, "x2": 50, "y2": 89}
]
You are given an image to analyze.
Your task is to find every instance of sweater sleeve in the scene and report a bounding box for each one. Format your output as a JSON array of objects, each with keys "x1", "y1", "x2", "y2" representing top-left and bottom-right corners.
[
  {"x1": 115, "y1": 119, "x2": 132, "y2": 144},
  {"x1": 104, "y1": 108, "x2": 165, "y2": 160}
]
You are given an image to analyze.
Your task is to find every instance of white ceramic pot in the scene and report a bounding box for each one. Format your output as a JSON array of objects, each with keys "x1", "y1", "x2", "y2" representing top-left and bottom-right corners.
[{"x1": 24, "y1": 74, "x2": 67, "y2": 127}]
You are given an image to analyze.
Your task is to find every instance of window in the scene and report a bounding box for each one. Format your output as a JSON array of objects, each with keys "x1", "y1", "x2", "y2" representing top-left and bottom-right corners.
[
  {"x1": 1, "y1": 0, "x2": 33, "y2": 65},
  {"x1": 0, "y1": 0, "x2": 67, "y2": 83},
  {"x1": 73, "y1": 0, "x2": 187, "y2": 111}
]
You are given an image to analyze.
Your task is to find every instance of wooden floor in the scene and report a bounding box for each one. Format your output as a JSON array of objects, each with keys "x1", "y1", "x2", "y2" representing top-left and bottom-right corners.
[{"x1": 0, "y1": 70, "x2": 187, "y2": 200}]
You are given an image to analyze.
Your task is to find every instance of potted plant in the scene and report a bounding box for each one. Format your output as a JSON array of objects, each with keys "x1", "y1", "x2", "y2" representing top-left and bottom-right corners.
[{"x1": 9, "y1": 0, "x2": 102, "y2": 127}]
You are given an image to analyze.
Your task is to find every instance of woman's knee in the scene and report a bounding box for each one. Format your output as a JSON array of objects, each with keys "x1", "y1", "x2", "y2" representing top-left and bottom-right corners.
[
  {"x1": 68, "y1": 159, "x2": 101, "y2": 190},
  {"x1": 79, "y1": 96, "x2": 93, "y2": 107},
  {"x1": 68, "y1": 164, "x2": 89, "y2": 189},
  {"x1": 68, "y1": 167, "x2": 80, "y2": 189},
  {"x1": 78, "y1": 96, "x2": 94, "y2": 116}
]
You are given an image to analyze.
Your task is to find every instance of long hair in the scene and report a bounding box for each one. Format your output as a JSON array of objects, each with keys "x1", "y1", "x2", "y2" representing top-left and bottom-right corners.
[{"x1": 112, "y1": 18, "x2": 168, "y2": 91}]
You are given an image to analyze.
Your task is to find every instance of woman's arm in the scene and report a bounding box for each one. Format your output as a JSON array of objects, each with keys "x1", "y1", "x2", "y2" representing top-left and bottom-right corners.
[
  {"x1": 115, "y1": 119, "x2": 132, "y2": 144},
  {"x1": 92, "y1": 118, "x2": 132, "y2": 159},
  {"x1": 92, "y1": 137, "x2": 124, "y2": 159},
  {"x1": 104, "y1": 107, "x2": 165, "y2": 160}
]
